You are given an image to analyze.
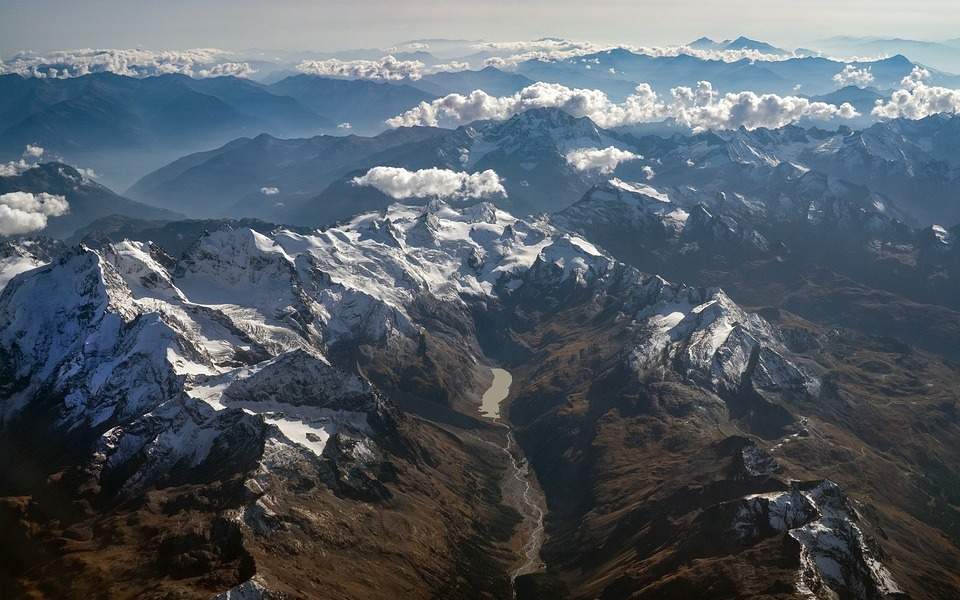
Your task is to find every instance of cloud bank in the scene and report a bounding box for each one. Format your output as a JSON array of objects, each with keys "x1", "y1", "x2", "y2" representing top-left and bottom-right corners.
[
  {"x1": 473, "y1": 38, "x2": 795, "y2": 70},
  {"x1": 195, "y1": 62, "x2": 256, "y2": 78},
  {"x1": 388, "y1": 81, "x2": 858, "y2": 131},
  {"x1": 352, "y1": 167, "x2": 506, "y2": 199},
  {"x1": 295, "y1": 54, "x2": 473, "y2": 81},
  {"x1": 872, "y1": 67, "x2": 960, "y2": 119},
  {"x1": 565, "y1": 147, "x2": 641, "y2": 174},
  {"x1": 0, "y1": 48, "x2": 255, "y2": 79},
  {"x1": 297, "y1": 55, "x2": 426, "y2": 81},
  {"x1": 0, "y1": 191, "x2": 69, "y2": 235}
]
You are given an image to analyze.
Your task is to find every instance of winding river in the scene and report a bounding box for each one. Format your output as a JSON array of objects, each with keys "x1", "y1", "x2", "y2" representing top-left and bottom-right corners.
[{"x1": 479, "y1": 368, "x2": 546, "y2": 582}]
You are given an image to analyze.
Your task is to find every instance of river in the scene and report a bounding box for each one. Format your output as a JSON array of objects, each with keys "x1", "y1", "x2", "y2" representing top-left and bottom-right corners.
[{"x1": 478, "y1": 367, "x2": 546, "y2": 583}]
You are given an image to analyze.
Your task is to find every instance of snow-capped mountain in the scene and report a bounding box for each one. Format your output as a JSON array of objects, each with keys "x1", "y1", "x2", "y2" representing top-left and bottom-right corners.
[
  {"x1": 6, "y1": 162, "x2": 942, "y2": 600},
  {"x1": 730, "y1": 480, "x2": 903, "y2": 598},
  {"x1": 553, "y1": 171, "x2": 908, "y2": 277},
  {"x1": 798, "y1": 115, "x2": 960, "y2": 226},
  {"x1": 624, "y1": 115, "x2": 960, "y2": 227},
  {"x1": 0, "y1": 197, "x2": 816, "y2": 494},
  {"x1": 0, "y1": 237, "x2": 61, "y2": 290}
]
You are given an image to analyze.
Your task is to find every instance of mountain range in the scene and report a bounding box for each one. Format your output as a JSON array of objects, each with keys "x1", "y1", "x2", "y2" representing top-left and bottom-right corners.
[
  {"x1": 4, "y1": 185, "x2": 959, "y2": 597},
  {"x1": 126, "y1": 107, "x2": 960, "y2": 230},
  {"x1": 3, "y1": 32, "x2": 960, "y2": 600},
  {"x1": 3, "y1": 44, "x2": 958, "y2": 191},
  {"x1": 815, "y1": 36, "x2": 960, "y2": 73},
  {"x1": 513, "y1": 51, "x2": 955, "y2": 99}
]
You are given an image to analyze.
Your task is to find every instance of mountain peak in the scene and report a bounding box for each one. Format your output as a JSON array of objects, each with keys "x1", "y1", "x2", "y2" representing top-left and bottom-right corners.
[{"x1": 723, "y1": 36, "x2": 785, "y2": 54}]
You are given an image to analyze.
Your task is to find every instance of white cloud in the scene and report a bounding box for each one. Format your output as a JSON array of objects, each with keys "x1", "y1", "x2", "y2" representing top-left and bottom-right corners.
[
  {"x1": 23, "y1": 145, "x2": 44, "y2": 158},
  {"x1": 427, "y1": 61, "x2": 470, "y2": 74},
  {"x1": 642, "y1": 166, "x2": 656, "y2": 180},
  {"x1": 0, "y1": 160, "x2": 29, "y2": 178},
  {"x1": 481, "y1": 57, "x2": 510, "y2": 69},
  {"x1": 471, "y1": 38, "x2": 795, "y2": 70},
  {"x1": 872, "y1": 66, "x2": 960, "y2": 119},
  {"x1": 0, "y1": 191, "x2": 69, "y2": 235},
  {"x1": 296, "y1": 55, "x2": 426, "y2": 81},
  {"x1": 295, "y1": 54, "x2": 470, "y2": 81},
  {"x1": 833, "y1": 65, "x2": 874, "y2": 88},
  {"x1": 260, "y1": 187, "x2": 279, "y2": 196},
  {"x1": 388, "y1": 80, "x2": 858, "y2": 132},
  {"x1": 337, "y1": 122, "x2": 352, "y2": 129},
  {"x1": 669, "y1": 81, "x2": 859, "y2": 130},
  {"x1": 195, "y1": 62, "x2": 256, "y2": 78},
  {"x1": 902, "y1": 66, "x2": 932, "y2": 89},
  {"x1": 565, "y1": 147, "x2": 641, "y2": 174},
  {"x1": 0, "y1": 145, "x2": 47, "y2": 177},
  {"x1": 352, "y1": 167, "x2": 506, "y2": 199},
  {"x1": 0, "y1": 48, "x2": 256, "y2": 79},
  {"x1": 388, "y1": 42, "x2": 430, "y2": 52}
]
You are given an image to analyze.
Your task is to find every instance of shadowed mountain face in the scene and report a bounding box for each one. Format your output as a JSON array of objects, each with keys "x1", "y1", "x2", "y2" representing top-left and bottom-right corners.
[
  {"x1": 125, "y1": 127, "x2": 449, "y2": 218},
  {"x1": 0, "y1": 73, "x2": 331, "y2": 189},
  {"x1": 409, "y1": 66, "x2": 536, "y2": 96},
  {"x1": 129, "y1": 107, "x2": 634, "y2": 223},
  {"x1": 0, "y1": 73, "x2": 442, "y2": 190},
  {"x1": 0, "y1": 162, "x2": 179, "y2": 238},
  {"x1": 266, "y1": 75, "x2": 436, "y2": 134}
]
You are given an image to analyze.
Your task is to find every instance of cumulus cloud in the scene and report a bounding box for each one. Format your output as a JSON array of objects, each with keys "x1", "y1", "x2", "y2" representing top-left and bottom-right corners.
[
  {"x1": 297, "y1": 55, "x2": 426, "y2": 81},
  {"x1": 0, "y1": 145, "x2": 47, "y2": 177},
  {"x1": 260, "y1": 187, "x2": 279, "y2": 196},
  {"x1": 337, "y1": 122, "x2": 352, "y2": 129},
  {"x1": 0, "y1": 48, "x2": 256, "y2": 79},
  {"x1": 669, "y1": 81, "x2": 859, "y2": 130},
  {"x1": 642, "y1": 166, "x2": 656, "y2": 180},
  {"x1": 565, "y1": 147, "x2": 641, "y2": 174},
  {"x1": 352, "y1": 167, "x2": 506, "y2": 200},
  {"x1": 833, "y1": 65, "x2": 874, "y2": 88},
  {"x1": 872, "y1": 66, "x2": 960, "y2": 120},
  {"x1": 0, "y1": 191, "x2": 69, "y2": 235},
  {"x1": 388, "y1": 80, "x2": 858, "y2": 132},
  {"x1": 23, "y1": 145, "x2": 44, "y2": 158}
]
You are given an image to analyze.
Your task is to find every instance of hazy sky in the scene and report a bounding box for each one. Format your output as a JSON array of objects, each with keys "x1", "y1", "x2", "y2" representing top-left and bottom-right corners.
[{"x1": 2, "y1": 0, "x2": 959, "y2": 55}]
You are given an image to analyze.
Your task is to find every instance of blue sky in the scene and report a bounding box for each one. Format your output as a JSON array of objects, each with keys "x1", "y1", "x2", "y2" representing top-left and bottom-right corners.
[{"x1": 2, "y1": 0, "x2": 959, "y2": 54}]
